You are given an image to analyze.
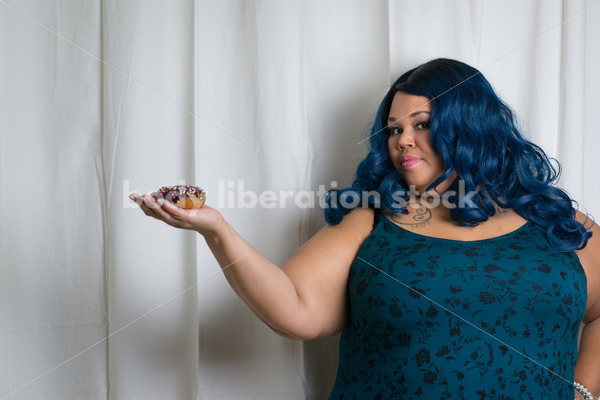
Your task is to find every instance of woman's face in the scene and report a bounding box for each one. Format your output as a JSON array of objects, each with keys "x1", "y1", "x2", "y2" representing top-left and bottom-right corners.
[{"x1": 387, "y1": 92, "x2": 453, "y2": 194}]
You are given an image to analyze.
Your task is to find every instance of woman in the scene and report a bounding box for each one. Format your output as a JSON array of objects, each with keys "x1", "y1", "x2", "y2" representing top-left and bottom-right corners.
[{"x1": 131, "y1": 58, "x2": 599, "y2": 399}]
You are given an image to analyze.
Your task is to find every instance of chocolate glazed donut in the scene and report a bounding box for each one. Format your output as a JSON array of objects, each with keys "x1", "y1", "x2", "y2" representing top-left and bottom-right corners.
[{"x1": 158, "y1": 185, "x2": 206, "y2": 209}]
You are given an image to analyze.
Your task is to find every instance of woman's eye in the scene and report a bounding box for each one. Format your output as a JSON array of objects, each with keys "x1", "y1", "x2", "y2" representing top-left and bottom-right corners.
[
  {"x1": 416, "y1": 121, "x2": 430, "y2": 130},
  {"x1": 388, "y1": 127, "x2": 401, "y2": 136}
]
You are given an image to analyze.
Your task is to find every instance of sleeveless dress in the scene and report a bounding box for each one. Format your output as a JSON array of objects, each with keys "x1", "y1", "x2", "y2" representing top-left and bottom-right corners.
[{"x1": 329, "y1": 215, "x2": 586, "y2": 399}]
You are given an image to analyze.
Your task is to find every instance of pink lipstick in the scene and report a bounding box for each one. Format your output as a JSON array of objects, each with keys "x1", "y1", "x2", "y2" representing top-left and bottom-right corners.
[{"x1": 400, "y1": 155, "x2": 421, "y2": 168}]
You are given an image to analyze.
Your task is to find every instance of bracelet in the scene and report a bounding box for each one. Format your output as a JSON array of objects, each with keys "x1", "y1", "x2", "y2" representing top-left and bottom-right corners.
[{"x1": 574, "y1": 381, "x2": 593, "y2": 400}]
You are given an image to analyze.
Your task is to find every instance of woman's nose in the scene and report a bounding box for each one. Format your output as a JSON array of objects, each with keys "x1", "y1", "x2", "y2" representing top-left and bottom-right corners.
[{"x1": 397, "y1": 129, "x2": 415, "y2": 149}]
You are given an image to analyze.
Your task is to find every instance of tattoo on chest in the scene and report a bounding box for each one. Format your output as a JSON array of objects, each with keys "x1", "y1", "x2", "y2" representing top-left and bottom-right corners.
[{"x1": 394, "y1": 206, "x2": 433, "y2": 228}]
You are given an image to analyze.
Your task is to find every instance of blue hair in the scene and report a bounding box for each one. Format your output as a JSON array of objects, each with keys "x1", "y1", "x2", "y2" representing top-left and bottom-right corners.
[{"x1": 324, "y1": 58, "x2": 592, "y2": 252}]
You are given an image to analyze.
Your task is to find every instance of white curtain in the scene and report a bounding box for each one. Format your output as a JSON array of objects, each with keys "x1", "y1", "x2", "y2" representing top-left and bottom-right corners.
[{"x1": 1, "y1": 1, "x2": 598, "y2": 399}]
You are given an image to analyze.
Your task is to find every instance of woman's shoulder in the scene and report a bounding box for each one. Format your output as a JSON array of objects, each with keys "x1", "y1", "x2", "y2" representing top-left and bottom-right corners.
[
  {"x1": 574, "y1": 210, "x2": 600, "y2": 322},
  {"x1": 338, "y1": 206, "x2": 375, "y2": 231},
  {"x1": 574, "y1": 210, "x2": 599, "y2": 255}
]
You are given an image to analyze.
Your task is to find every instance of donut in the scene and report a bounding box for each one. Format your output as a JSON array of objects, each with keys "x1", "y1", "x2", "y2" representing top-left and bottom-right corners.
[{"x1": 157, "y1": 185, "x2": 206, "y2": 209}]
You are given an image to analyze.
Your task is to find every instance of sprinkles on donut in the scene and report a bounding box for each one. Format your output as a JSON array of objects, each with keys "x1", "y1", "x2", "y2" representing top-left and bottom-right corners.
[{"x1": 158, "y1": 185, "x2": 206, "y2": 209}]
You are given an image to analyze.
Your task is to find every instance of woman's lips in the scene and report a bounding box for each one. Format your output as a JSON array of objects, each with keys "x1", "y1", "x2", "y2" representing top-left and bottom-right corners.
[{"x1": 401, "y1": 156, "x2": 421, "y2": 168}]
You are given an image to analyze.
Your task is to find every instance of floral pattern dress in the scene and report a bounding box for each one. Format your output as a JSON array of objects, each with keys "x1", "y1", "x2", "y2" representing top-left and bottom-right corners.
[{"x1": 328, "y1": 215, "x2": 586, "y2": 399}]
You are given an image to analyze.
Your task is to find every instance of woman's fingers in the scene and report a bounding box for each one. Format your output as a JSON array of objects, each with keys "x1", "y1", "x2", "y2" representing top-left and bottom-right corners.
[
  {"x1": 130, "y1": 193, "x2": 191, "y2": 225},
  {"x1": 141, "y1": 195, "x2": 162, "y2": 217},
  {"x1": 130, "y1": 192, "x2": 217, "y2": 232},
  {"x1": 158, "y1": 198, "x2": 182, "y2": 223},
  {"x1": 132, "y1": 194, "x2": 173, "y2": 223},
  {"x1": 147, "y1": 197, "x2": 176, "y2": 223}
]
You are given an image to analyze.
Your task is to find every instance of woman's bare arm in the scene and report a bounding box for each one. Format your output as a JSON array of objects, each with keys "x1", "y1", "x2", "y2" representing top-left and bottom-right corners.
[
  {"x1": 574, "y1": 212, "x2": 600, "y2": 398},
  {"x1": 131, "y1": 193, "x2": 374, "y2": 340}
]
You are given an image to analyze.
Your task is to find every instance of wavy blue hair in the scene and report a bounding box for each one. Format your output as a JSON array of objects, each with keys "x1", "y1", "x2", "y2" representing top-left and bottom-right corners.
[{"x1": 324, "y1": 58, "x2": 591, "y2": 252}]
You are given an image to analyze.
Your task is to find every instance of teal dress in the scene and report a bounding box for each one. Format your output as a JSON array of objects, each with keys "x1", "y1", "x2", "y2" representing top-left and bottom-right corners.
[{"x1": 329, "y1": 215, "x2": 586, "y2": 399}]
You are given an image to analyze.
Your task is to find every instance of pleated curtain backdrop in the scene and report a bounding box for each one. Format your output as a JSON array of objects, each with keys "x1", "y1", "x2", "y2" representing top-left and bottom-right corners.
[{"x1": 1, "y1": 1, "x2": 599, "y2": 399}]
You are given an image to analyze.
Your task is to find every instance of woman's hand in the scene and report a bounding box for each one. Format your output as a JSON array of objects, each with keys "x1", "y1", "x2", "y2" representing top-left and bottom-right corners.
[{"x1": 129, "y1": 193, "x2": 224, "y2": 237}]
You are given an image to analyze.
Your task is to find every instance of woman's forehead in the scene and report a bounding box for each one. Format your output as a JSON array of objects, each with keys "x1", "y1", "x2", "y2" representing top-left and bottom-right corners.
[{"x1": 389, "y1": 92, "x2": 432, "y2": 118}]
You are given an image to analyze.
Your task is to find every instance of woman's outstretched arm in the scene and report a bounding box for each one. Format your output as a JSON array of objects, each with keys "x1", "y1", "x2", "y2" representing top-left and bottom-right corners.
[{"x1": 131, "y1": 193, "x2": 374, "y2": 340}]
